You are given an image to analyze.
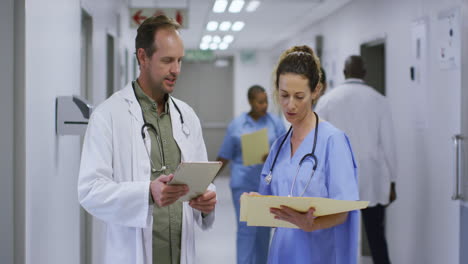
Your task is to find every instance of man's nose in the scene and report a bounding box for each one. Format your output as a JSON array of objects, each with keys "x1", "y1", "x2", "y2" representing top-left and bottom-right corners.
[{"x1": 170, "y1": 61, "x2": 181, "y2": 75}]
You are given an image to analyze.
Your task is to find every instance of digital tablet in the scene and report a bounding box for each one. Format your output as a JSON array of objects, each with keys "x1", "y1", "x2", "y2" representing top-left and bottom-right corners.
[{"x1": 169, "y1": 161, "x2": 222, "y2": 201}]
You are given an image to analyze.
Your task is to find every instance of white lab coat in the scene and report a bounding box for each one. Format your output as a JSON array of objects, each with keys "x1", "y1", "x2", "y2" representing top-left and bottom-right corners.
[
  {"x1": 78, "y1": 83, "x2": 215, "y2": 264},
  {"x1": 315, "y1": 79, "x2": 397, "y2": 206}
]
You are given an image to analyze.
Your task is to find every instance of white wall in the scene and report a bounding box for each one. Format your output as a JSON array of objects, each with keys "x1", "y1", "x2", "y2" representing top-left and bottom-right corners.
[
  {"x1": 0, "y1": 0, "x2": 15, "y2": 263},
  {"x1": 23, "y1": 0, "x2": 134, "y2": 263},
  {"x1": 233, "y1": 50, "x2": 279, "y2": 117},
  {"x1": 269, "y1": 0, "x2": 462, "y2": 263}
]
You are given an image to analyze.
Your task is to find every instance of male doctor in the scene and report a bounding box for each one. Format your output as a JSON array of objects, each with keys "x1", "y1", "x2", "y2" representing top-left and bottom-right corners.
[
  {"x1": 78, "y1": 15, "x2": 216, "y2": 264},
  {"x1": 315, "y1": 55, "x2": 397, "y2": 264}
]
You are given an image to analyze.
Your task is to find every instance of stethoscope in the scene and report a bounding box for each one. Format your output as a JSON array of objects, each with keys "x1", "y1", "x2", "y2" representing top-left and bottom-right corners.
[
  {"x1": 132, "y1": 81, "x2": 190, "y2": 173},
  {"x1": 265, "y1": 112, "x2": 319, "y2": 197}
]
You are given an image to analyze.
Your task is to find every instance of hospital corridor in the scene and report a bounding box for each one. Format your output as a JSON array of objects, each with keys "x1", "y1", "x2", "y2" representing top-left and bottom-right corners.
[{"x1": 2, "y1": 0, "x2": 468, "y2": 263}]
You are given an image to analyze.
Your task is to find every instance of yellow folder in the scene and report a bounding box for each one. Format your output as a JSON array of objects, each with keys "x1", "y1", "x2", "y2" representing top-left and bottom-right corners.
[
  {"x1": 240, "y1": 128, "x2": 269, "y2": 166},
  {"x1": 240, "y1": 194, "x2": 369, "y2": 229}
]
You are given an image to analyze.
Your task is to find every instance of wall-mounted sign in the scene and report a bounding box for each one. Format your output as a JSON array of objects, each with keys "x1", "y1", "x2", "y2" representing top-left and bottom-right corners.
[
  {"x1": 130, "y1": 8, "x2": 188, "y2": 28},
  {"x1": 184, "y1": 50, "x2": 215, "y2": 62}
]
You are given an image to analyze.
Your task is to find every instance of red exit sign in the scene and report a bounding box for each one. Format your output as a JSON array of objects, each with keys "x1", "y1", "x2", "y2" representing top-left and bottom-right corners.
[{"x1": 130, "y1": 8, "x2": 188, "y2": 28}]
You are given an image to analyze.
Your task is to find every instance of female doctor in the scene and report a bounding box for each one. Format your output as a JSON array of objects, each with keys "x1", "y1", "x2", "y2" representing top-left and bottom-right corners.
[{"x1": 256, "y1": 45, "x2": 360, "y2": 264}]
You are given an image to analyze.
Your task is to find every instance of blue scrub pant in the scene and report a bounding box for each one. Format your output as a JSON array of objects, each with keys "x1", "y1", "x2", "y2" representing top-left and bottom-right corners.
[{"x1": 232, "y1": 187, "x2": 270, "y2": 264}]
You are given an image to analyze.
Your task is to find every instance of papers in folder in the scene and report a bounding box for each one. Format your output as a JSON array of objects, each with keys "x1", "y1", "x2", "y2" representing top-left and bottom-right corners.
[
  {"x1": 240, "y1": 195, "x2": 369, "y2": 229},
  {"x1": 241, "y1": 128, "x2": 269, "y2": 166}
]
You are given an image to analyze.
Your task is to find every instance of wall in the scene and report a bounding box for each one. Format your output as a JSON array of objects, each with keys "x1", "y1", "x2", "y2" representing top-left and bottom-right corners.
[
  {"x1": 271, "y1": 0, "x2": 462, "y2": 263},
  {"x1": 14, "y1": 0, "x2": 26, "y2": 263},
  {"x1": 0, "y1": 0, "x2": 15, "y2": 263},
  {"x1": 233, "y1": 50, "x2": 280, "y2": 117},
  {"x1": 23, "y1": 0, "x2": 133, "y2": 263},
  {"x1": 172, "y1": 60, "x2": 234, "y2": 162}
]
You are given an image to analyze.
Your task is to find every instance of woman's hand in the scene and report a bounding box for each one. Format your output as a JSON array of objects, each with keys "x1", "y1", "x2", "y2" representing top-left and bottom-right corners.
[
  {"x1": 270, "y1": 206, "x2": 318, "y2": 232},
  {"x1": 242, "y1": 191, "x2": 260, "y2": 196}
]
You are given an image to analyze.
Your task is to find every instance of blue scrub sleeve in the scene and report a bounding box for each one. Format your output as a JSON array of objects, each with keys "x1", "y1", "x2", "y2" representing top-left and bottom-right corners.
[
  {"x1": 217, "y1": 123, "x2": 236, "y2": 160},
  {"x1": 325, "y1": 132, "x2": 359, "y2": 201}
]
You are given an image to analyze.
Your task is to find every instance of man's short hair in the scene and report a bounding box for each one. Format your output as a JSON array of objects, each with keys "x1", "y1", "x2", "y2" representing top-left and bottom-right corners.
[
  {"x1": 247, "y1": 85, "x2": 266, "y2": 101},
  {"x1": 135, "y1": 15, "x2": 181, "y2": 65}
]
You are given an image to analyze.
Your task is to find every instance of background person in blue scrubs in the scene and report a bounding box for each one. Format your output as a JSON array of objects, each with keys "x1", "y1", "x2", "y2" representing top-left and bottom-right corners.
[
  {"x1": 217, "y1": 85, "x2": 285, "y2": 264},
  {"x1": 256, "y1": 45, "x2": 360, "y2": 264}
]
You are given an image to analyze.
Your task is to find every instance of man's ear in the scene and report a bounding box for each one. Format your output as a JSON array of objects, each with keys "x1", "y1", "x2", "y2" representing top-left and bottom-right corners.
[{"x1": 137, "y1": 48, "x2": 147, "y2": 66}]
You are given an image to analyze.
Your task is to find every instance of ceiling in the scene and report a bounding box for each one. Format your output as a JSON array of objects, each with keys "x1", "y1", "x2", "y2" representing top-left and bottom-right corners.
[{"x1": 129, "y1": 0, "x2": 352, "y2": 52}]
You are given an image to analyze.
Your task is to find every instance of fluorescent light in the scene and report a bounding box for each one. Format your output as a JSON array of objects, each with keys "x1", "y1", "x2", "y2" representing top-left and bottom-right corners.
[
  {"x1": 212, "y1": 35, "x2": 222, "y2": 43},
  {"x1": 228, "y1": 0, "x2": 245, "y2": 13},
  {"x1": 200, "y1": 43, "x2": 209, "y2": 50},
  {"x1": 223, "y1": 35, "x2": 234, "y2": 43},
  {"x1": 246, "y1": 0, "x2": 260, "y2": 12},
  {"x1": 209, "y1": 43, "x2": 218, "y2": 50},
  {"x1": 213, "y1": 0, "x2": 228, "y2": 13},
  {"x1": 219, "y1": 42, "x2": 229, "y2": 50},
  {"x1": 202, "y1": 35, "x2": 212, "y2": 43},
  {"x1": 232, "y1": 21, "x2": 245, "y2": 31},
  {"x1": 219, "y1": 21, "x2": 232, "y2": 31},
  {"x1": 206, "y1": 21, "x2": 218, "y2": 31}
]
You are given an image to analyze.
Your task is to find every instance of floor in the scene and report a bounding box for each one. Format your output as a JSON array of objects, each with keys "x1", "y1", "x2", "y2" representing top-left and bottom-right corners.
[{"x1": 195, "y1": 175, "x2": 236, "y2": 264}]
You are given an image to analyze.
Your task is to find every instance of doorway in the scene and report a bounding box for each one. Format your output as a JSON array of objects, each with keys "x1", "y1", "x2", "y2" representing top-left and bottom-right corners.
[
  {"x1": 80, "y1": 9, "x2": 93, "y2": 264},
  {"x1": 360, "y1": 41, "x2": 386, "y2": 96},
  {"x1": 171, "y1": 57, "x2": 234, "y2": 173},
  {"x1": 106, "y1": 34, "x2": 115, "y2": 98},
  {"x1": 359, "y1": 39, "x2": 386, "y2": 263}
]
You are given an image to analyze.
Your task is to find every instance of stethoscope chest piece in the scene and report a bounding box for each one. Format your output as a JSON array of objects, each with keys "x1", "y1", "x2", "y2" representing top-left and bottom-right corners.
[
  {"x1": 182, "y1": 123, "x2": 190, "y2": 136},
  {"x1": 265, "y1": 172, "x2": 272, "y2": 184}
]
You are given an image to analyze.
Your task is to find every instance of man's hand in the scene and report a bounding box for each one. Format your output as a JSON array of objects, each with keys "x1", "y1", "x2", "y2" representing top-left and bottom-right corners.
[
  {"x1": 189, "y1": 190, "x2": 217, "y2": 214},
  {"x1": 150, "y1": 174, "x2": 189, "y2": 207},
  {"x1": 389, "y1": 182, "x2": 397, "y2": 204}
]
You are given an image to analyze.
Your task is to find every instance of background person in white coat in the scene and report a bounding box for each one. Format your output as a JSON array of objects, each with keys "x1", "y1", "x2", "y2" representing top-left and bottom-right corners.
[
  {"x1": 315, "y1": 55, "x2": 397, "y2": 264},
  {"x1": 78, "y1": 15, "x2": 216, "y2": 264}
]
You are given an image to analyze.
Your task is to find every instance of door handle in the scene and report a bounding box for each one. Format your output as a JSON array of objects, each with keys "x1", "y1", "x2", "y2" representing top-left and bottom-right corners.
[{"x1": 452, "y1": 134, "x2": 464, "y2": 200}]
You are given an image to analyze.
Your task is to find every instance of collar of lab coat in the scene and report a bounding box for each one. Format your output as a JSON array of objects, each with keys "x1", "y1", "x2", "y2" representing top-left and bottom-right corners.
[
  {"x1": 120, "y1": 82, "x2": 180, "y2": 124},
  {"x1": 344, "y1": 78, "x2": 365, "y2": 84},
  {"x1": 121, "y1": 82, "x2": 144, "y2": 123}
]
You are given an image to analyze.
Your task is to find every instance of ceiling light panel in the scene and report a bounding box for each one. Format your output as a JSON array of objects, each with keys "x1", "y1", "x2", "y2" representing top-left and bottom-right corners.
[
  {"x1": 212, "y1": 35, "x2": 222, "y2": 43},
  {"x1": 213, "y1": 0, "x2": 228, "y2": 13},
  {"x1": 231, "y1": 21, "x2": 245, "y2": 31},
  {"x1": 219, "y1": 21, "x2": 232, "y2": 31},
  {"x1": 200, "y1": 43, "x2": 209, "y2": 50},
  {"x1": 209, "y1": 43, "x2": 218, "y2": 50},
  {"x1": 202, "y1": 35, "x2": 212, "y2": 43},
  {"x1": 219, "y1": 43, "x2": 229, "y2": 50},
  {"x1": 246, "y1": 0, "x2": 260, "y2": 12},
  {"x1": 223, "y1": 35, "x2": 234, "y2": 43},
  {"x1": 228, "y1": 0, "x2": 245, "y2": 13},
  {"x1": 206, "y1": 21, "x2": 218, "y2": 31}
]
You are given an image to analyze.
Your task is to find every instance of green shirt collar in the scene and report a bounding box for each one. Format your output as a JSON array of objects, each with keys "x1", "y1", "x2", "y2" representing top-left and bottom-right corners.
[{"x1": 134, "y1": 80, "x2": 170, "y2": 114}]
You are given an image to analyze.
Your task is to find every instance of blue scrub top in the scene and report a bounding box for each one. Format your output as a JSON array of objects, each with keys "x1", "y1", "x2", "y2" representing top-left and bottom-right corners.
[
  {"x1": 218, "y1": 112, "x2": 286, "y2": 190},
  {"x1": 259, "y1": 121, "x2": 359, "y2": 264}
]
